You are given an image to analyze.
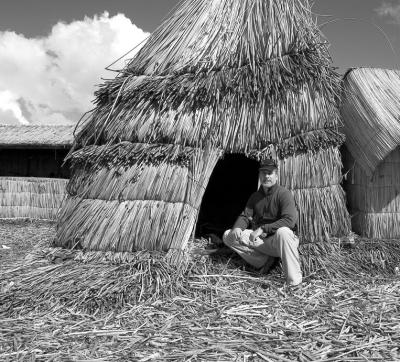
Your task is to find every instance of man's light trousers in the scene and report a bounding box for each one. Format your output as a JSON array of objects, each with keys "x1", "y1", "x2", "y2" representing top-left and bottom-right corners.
[{"x1": 223, "y1": 227, "x2": 302, "y2": 286}]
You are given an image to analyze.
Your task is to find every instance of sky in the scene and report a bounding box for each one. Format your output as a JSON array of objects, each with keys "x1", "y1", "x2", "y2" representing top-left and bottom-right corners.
[{"x1": 0, "y1": 0, "x2": 399, "y2": 125}]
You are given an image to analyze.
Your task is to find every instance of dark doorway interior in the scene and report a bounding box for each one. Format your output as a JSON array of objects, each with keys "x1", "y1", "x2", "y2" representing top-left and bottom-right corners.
[
  {"x1": 0, "y1": 149, "x2": 70, "y2": 178},
  {"x1": 196, "y1": 154, "x2": 259, "y2": 238}
]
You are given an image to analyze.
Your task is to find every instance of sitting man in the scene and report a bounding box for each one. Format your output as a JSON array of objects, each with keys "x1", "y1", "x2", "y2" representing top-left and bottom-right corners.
[{"x1": 223, "y1": 159, "x2": 302, "y2": 288}]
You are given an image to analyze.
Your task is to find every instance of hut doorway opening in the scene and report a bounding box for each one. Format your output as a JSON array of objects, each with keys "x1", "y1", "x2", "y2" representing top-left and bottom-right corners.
[{"x1": 196, "y1": 154, "x2": 259, "y2": 238}]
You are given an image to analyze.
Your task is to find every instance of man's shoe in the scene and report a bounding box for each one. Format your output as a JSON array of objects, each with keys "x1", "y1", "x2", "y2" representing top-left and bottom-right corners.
[
  {"x1": 288, "y1": 283, "x2": 302, "y2": 293},
  {"x1": 207, "y1": 233, "x2": 224, "y2": 247},
  {"x1": 259, "y1": 256, "x2": 280, "y2": 274}
]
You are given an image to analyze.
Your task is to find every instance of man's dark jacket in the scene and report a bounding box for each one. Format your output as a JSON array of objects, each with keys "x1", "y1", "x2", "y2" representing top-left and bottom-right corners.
[{"x1": 233, "y1": 184, "x2": 298, "y2": 236}]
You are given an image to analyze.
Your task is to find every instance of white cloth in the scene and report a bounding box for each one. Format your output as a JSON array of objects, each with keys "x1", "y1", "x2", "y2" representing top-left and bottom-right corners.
[{"x1": 223, "y1": 227, "x2": 302, "y2": 286}]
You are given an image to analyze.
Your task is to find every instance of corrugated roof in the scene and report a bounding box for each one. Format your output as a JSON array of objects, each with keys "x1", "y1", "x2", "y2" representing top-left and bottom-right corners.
[
  {"x1": 0, "y1": 125, "x2": 74, "y2": 148},
  {"x1": 341, "y1": 68, "x2": 400, "y2": 177}
]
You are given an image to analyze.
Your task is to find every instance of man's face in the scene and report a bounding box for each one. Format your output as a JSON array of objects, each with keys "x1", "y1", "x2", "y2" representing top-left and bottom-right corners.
[{"x1": 259, "y1": 169, "x2": 278, "y2": 188}]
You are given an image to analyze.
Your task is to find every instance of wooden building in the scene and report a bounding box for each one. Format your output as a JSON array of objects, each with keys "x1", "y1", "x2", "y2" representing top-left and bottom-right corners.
[{"x1": 0, "y1": 125, "x2": 74, "y2": 220}]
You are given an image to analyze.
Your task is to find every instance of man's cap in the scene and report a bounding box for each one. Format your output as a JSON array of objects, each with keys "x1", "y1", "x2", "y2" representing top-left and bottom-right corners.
[{"x1": 259, "y1": 159, "x2": 278, "y2": 172}]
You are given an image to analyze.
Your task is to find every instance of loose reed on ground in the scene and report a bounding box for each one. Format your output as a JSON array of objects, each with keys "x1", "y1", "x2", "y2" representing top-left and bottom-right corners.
[
  {"x1": 3, "y1": 233, "x2": 400, "y2": 316},
  {"x1": 2, "y1": 221, "x2": 400, "y2": 360},
  {"x1": 2, "y1": 276, "x2": 399, "y2": 361},
  {"x1": 1, "y1": 250, "x2": 400, "y2": 361}
]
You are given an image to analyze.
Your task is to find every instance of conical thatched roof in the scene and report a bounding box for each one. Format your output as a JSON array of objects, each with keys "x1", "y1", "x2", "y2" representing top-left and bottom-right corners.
[
  {"x1": 341, "y1": 68, "x2": 400, "y2": 177},
  {"x1": 56, "y1": 0, "x2": 350, "y2": 256},
  {"x1": 76, "y1": 0, "x2": 343, "y2": 156}
]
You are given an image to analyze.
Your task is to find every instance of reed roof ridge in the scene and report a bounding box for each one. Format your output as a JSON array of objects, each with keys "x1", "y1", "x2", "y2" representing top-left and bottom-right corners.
[{"x1": 123, "y1": 0, "x2": 327, "y2": 76}]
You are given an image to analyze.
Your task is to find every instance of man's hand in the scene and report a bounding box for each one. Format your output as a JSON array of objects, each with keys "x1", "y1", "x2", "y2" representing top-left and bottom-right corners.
[
  {"x1": 231, "y1": 228, "x2": 242, "y2": 239},
  {"x1": 249, "y1": 227, "x2": 264, "y2": 242}
]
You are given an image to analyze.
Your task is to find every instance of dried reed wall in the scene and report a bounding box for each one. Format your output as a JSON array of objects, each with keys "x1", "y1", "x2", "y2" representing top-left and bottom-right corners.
[
  {"x1": 344, "y1": 147, "x2": 400, "y2": 238},
  {"x1": 0, "y1": 177, "x2": 68, "y2": 220},
  {"x1": 55, "y1": 144, "x2": 221, "y2": 252},
  {"x1": 277, "y1": 147, "x2": 350, "y2": 242}
]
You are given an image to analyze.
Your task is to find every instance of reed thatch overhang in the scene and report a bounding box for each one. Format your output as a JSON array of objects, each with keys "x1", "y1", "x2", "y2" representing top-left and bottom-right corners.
[
  {"x1": 56, "y1": 0, "x2": 350, "y2": 256},
  {"x1": 0, "y1": 125, "x2": 74, "y2": 149},
  {"x1": 74, "y1": 0, "x2": 344, "y2": 154},
  {"x1": 340, "y1": 68, "x2": 400, "y2": 177}
]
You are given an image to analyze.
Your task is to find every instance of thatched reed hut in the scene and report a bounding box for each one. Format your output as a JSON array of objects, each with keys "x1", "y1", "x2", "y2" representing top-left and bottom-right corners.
[
  {"x1": 55, "y1": 0, "x2": 350, "y2": 259},
  {"x1": 0, "y1": 125, "x2": 73, "y2": 220},
  {"x1": 341, "y1": 68, "x2": 400, "y2": 238}
]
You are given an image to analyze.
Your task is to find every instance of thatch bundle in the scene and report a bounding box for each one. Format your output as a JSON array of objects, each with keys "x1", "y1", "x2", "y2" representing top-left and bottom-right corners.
[
  {"x1": 0, "y1": 177, "x2": 68, "y2": 220},
  {"x1": 55, "y1": 0, "x2": 350, "y2": 256},
  {"x1": 341, "y1": 68, "x2": 400, "y2": 239}
]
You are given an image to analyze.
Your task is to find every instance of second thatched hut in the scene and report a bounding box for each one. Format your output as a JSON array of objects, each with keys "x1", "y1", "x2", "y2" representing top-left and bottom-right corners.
[{"x1": 341, "y1": 68, "x2": 400, "y2": 238}]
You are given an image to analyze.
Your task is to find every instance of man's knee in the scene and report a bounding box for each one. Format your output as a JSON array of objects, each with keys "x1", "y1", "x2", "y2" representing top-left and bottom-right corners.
[
  {"x1": 276, "y1": 227, "x2": 293, "y2": 237},
  {"x1": 275, "y1": 227, "x2": 297, "y2": 246},
  {"x1": 223, "y1": 229, "x2": 234, "y2": 246}
]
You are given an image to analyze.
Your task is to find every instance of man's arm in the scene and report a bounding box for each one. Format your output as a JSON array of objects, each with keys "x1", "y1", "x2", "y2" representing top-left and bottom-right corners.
[
  {"x1": 232, "y1": 207, "x2": 254, "y2": 230},
  {"x1": 261, "y1": 190, "x2": 297, "y2": 235}
]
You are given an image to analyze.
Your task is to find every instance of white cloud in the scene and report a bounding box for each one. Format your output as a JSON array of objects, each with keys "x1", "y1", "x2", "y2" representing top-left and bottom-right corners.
[
  {"x1": 0, "y1": 12, "x2": 149, "y2": 125},
  {"x1": 376, "y1": 2, "x2": 400, "y2": 25},
  {"x1": 0, "y1": 91, "x2": 29, "y2": 125}
]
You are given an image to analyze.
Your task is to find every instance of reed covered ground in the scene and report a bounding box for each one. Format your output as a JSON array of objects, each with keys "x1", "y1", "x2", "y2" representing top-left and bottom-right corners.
[{"x1": 1, "y1": 220, "x2": 399, "y2": 361}]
